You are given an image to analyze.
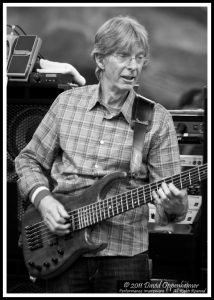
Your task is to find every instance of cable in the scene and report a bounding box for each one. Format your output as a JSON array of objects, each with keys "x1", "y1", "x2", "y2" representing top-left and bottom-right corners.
[
  {"x1": 7, "y1": 24, "x2": 20, "y2": 36},
  {"x1": 15, "y1": 24, "x2": 27, "y2": 35}
]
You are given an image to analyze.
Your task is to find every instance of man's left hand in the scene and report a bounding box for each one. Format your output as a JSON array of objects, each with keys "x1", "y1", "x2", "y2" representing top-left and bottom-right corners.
[{"x1": 152, "y1": 182, "x2": 188, "y2": 217}]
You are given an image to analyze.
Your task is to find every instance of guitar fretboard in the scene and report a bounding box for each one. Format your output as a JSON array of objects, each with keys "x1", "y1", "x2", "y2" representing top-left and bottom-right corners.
[{"x1": 68, "y1": 164, "x2": 207, "y2": 231}]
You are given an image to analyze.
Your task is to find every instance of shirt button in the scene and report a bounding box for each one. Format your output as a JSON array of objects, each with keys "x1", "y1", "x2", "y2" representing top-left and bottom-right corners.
[{"x1": 100, "y1": 140, "x2": 105, "y2": 145}]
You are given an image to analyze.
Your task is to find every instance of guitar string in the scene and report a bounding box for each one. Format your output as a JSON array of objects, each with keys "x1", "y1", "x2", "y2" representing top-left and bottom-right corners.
[
  {"x1": 25, "y1": 167, "x2": 207, "y2": 247},
  {"x1": 27, "y1": 165, "x2": 207, "y2": 233},
  {"x1": 26, "y1": 167, "x2": 207, "y2": 245},
  {"x1": 25, "y1": 167, "x2": 207, "y2": 245},
  {"x1": 27, "y1": 171, "x2": 207, "y2": 248}
]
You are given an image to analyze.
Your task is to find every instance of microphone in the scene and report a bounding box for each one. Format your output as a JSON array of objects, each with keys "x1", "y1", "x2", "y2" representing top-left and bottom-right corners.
[{"x1": 37, "y1": 59, "x2": 86, "y2": 86}]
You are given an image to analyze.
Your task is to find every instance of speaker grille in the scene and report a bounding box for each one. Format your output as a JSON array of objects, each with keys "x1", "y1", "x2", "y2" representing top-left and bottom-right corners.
[{"x1": 7, "y1": 104, "x2": 49, "y2": 182}]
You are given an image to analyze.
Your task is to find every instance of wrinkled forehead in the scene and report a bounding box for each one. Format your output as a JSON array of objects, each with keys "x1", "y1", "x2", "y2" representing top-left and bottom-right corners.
[
  {"x1": 113, "y1": 32, "x2": 147, "y2": 55},
  {"x1": 118, "y1": 41, "x2": 145, "y2": 54}
]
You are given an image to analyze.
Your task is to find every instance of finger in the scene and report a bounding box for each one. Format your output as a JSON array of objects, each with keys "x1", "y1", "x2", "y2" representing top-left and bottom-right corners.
[
  {"x1": 161, "y1": 182, "x2": 173, "y2": 199},
  {"x1": 168, "y1": 182, "x2": 180, "y2": 196},
  {"x1": 48, "y1": 203, "x2": 69, "y2": 225},
  {"x1": 43, "y1": 216, "x2": 56, "y2": 233},
  {"x1": 157, "y1": 187, "x2": 168, "y2": 201},
  {"x1": 45, "y1": 213, "x2": 71, "y2": 232},
  {"x1": 152, "y1": 190, "x2": 161, "y2": 205},
  {"x1": 57, "y1": 204, "x2": 70, "y2": 220},
  {"x1": 54, "y1": 226, "x2": 71, "y2": 236},
  {"x1": 156, "y1": 187, "x2": 172, "y2": 211}
]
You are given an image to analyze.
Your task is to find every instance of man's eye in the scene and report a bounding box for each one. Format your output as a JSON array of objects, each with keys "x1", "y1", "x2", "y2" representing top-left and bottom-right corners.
[
  {"x1": 136, "y1": 55, "x2": 144, "y2": 60},
  {"x1": 118, "y1": 53, "x2": 129, "y2": 57}
]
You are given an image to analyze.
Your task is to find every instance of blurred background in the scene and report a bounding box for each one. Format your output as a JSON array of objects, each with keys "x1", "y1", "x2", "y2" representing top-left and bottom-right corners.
[{"x1": 6, "y1": 5, "x2": 207, "y2": 109}]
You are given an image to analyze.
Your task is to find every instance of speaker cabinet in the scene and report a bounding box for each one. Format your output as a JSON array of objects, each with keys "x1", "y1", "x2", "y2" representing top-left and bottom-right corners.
[
  {"x1": 7, "y1": 83, "x2": 67, "y2": 290},
  {"x1": 7, "y1": 83, "x2": 63, "y2": 183}
]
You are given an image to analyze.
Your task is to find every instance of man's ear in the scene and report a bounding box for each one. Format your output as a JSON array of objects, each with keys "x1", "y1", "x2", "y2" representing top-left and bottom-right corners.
[{"x1": 95, "y1": 54, "x2": 105, "y2": 70}]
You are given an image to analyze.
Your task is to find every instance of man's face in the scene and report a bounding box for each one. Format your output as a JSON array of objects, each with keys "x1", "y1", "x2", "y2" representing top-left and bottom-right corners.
[{"x1": 102, "y1": 47, "x2": 146, "y2": 93}]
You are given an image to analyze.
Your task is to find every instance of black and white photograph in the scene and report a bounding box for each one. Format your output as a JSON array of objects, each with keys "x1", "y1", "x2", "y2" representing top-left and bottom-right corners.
[{"x1": 3, "y1": 3, "x2": 210, "y2": 296}]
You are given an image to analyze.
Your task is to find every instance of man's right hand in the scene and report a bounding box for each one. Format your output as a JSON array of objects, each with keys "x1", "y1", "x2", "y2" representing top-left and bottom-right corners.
[{"x1": 38, "y1": 195, "x2": 71, "y2": 236}]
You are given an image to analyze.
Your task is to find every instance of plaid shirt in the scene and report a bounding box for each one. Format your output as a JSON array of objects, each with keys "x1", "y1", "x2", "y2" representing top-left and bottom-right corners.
[{"x1": 15, "y1": 84, "x2": 181, "y2": 256}]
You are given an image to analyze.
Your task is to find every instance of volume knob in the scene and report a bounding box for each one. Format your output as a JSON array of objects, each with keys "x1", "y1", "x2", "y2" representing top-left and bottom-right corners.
[
  {"x1": 43, "y1": 262, "x2": 50, "y2": 268},
  {"x1": 52, "y1": 257, "x2": 58, "y2": 264},
  {"x1": 57, "y1": 248, "x2": 64, "y2": 256}
]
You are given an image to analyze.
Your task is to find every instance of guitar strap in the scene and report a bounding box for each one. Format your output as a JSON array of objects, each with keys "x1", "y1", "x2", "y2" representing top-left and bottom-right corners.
[{"x1": 130, "y1": 93, "x2": 155, "y2": 177}]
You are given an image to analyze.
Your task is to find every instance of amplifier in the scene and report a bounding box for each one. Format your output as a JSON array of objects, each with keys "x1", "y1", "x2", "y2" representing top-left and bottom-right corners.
[
  {"x1": 28, "y1": 72, "x2": 78, "y2": 88},
  {"x1": 170, "y1": 109, "x2": 204, "y2": 144},
  {"x1": 169, "y1": 109, "x2": 204, "y2": 135},
  {"x1": 180, "y1": 154, "x2": 203, "y2": 167}
]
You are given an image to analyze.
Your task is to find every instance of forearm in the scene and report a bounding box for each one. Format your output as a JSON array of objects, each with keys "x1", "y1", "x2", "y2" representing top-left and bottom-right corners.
[
  {"x1": 148, "y1": 108, "x2": 186, "y2": 225},
  {"x1": 15, "y1": 146, "x2": 50, "y2": 197}
]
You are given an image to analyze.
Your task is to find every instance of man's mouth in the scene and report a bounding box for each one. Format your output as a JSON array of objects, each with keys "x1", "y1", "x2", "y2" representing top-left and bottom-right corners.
[{"x1": 121, "y1": 75, "x2": 136, "y2": 82}]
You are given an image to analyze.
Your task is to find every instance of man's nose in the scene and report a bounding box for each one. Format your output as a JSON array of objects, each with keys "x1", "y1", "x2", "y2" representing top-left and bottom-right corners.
[{"x1": 127, "y1": 57, "x2": 138, "y2": 69}]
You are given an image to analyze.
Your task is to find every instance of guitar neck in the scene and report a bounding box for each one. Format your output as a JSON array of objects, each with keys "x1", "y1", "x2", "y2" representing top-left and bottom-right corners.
[{"x1": 68, "y1": 164, "x2": 207, "y2": 231}]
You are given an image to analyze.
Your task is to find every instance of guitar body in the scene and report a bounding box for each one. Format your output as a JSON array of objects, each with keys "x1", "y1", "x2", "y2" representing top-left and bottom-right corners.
[{"x1": 21, "y1": 171, "x2": 127, "y2": 279}]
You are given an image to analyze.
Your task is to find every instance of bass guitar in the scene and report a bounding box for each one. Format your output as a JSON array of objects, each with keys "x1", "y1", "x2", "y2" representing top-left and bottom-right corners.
[{"x1": 21, "y1": 163, "x2": 207, "y2": 280}]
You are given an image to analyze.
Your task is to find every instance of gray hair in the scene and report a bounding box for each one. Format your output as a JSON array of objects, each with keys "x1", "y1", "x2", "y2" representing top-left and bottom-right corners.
[{"x1": 91, "y1": 15, "x2": 150, "y2": 80}]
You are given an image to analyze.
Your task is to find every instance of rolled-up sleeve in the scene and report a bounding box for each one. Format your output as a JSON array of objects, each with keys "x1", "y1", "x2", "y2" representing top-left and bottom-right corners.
[{"x1": 148, "y1": 105, "x2": 182, "y2": 225}]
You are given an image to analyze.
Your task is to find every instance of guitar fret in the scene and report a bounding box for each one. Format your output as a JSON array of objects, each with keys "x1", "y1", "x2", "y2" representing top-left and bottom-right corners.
[
  {"x1": 70, "y1": 212, "x2": 76, "y2": 231},
  {"x1": 84, "y1": 207, "x2": 89, "y2": 226},
  {"x1": 120, "y1": 195, "x2": 123, "y2": 212},
  {"x1": 180, "y1": 173, "x2": 183, "y2": 189},
  {"x1": 107, "y1": 198, "x2": 110, "y2": 218},
  {"x1": 76, "y1": 211, "x2": 80, "y2": 230},
  {"x1": 98, "y1": 201, "x2": 102, "y2": 221},
  {"x1": 111, "y1": 197, "x2": 114, "y2": 217},
  {"x1": 156, "y1": 181, "x2": 159, "y2": 192},
  {"x1": 95, "y1": 203, "x2": 99, "y2": 223},
  {"x1": 88, "y1": 204, "x2": 92, "y2": 225},
  {"x1": 126, "y1": 193, "x2": 129, "y2": 210},
  {"x1": 91, "y1": 204, "x2": 95, "y2": 224},
  {"x1": 77, "y1": 209, "x2": 81, "y2": 229},
  {"x1": 118, "y1": 196, "x2": 123, "y2": 213},
  {"x1": 93, "y1": 203, "x2": 97, "y2": 223},
  {"x1": 116, "y1": 196, "x2": 119, "y2": 214},
  {"x1": 81, "y1": 207, "x2": 85, "y2": 228},
  {"x1": 80, "y1": 208, "x2": 84, "y2": 228},
  {"x1": 142, "y1": 186, "x2": 146, "y2": 204},
  {"x1": 189, "y1": 173, "x2": 192, "y2": 185},
  {"x1": 131, "y1": 190, "x2": 134, "y2": 208},
  {"x1": 198, "y1": 167, "x2": 201, "y2": 182},
  {"x1": 132, "y1": 190, "x2": 138, "y2": 207},
  {"x1": 102, "y1": 201, "x2": 106, "y2": 220},
  {"x1": 82, "y1": 209, "x2": 85, "y2": 227},
  {"x1": 83, "y1": 207, "x2": 86, "y2": 228},
  {"x1": 137, "y1": 189, "x2": 140, "y2": 206},
  {"x1": 79, "y1": 208, "x2": 82, "y2": 228},
  {"x1": 149, "y1": 185, "x2": 152, "y2": 203}
]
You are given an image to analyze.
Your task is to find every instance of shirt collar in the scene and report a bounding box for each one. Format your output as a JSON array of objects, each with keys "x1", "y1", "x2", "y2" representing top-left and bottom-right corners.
[
  {"x1": 87, "y1": 83, "x2": 135, "y2": 125},
  {"x1": 87, "y1": 83, "x2": 101, "y2": 111}
]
